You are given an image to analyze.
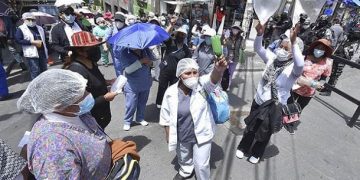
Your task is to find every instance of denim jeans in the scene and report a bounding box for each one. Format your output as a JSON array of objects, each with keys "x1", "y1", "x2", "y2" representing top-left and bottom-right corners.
[
  {"x1": 0, "y1": 63, "x2": 9, "y2": 97},
  {"x1": 26, "y1": 53, "x2": 47, "y2": 80}
]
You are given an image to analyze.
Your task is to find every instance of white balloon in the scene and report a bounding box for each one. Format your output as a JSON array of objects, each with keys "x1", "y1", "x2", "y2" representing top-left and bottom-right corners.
[{"x1": 253, "y1": 0, "x2": 283, "y2": 25}]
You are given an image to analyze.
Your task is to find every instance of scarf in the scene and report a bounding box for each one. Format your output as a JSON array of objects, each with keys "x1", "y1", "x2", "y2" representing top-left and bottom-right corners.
[{"x1": 262, "y1": 59, "x2": 293, "y2": 100}]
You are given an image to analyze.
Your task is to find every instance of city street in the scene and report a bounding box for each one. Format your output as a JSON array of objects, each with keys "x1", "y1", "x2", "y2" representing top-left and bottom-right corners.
[{"x1": 1, "y1": 42, "x2": 359, "y2": 179}]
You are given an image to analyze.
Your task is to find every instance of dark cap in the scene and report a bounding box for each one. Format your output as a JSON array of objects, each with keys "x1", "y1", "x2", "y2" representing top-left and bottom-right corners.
[{"x1": 58, "y1": 6, "x2": 74, "y2": 14}]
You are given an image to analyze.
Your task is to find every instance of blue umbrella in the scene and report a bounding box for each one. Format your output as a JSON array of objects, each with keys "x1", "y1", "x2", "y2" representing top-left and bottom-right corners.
[{"x1": 108, "y1": 23, "x2": 170, "y2": 49}]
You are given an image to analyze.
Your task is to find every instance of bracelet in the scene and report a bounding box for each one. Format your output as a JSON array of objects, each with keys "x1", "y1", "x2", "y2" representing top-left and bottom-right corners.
[{"x1": 310, "y1": 80, "x2": 317, "y2": 88}]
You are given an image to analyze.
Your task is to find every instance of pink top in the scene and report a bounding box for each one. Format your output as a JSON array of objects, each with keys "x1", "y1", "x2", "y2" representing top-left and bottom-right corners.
[{"x1": 294, "y1": 58, "x2": 333, "y2": 97}]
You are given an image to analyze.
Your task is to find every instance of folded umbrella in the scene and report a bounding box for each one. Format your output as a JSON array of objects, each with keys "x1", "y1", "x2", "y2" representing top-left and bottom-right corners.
[{"x1": 108, "y1": 23, "x2": 170, "y2": 49}]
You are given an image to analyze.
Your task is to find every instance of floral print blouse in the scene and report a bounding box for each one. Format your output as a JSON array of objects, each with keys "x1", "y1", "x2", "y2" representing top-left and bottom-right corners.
[
  {"x1": 294, "y1": 58, "x2": 333, "y2": 97},
  {"x1": 27, "y1": 113, "x2": 111, "y2": 179}
]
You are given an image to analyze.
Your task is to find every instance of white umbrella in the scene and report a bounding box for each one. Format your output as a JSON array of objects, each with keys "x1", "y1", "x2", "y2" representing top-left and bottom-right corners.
[
  {"x1": 76, "y1": 8, "x2": 93, "y2": 14},
  {"x1": 54, "y1": 0, "x2": 84, "y2": 7}
]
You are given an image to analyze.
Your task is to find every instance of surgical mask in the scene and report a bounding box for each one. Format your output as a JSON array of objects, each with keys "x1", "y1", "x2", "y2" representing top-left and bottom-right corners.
[
  {"x1": 182, "y1": 76, "x2": 199, "y2": 90},
  {"x1": 232, "y1": 29, "x2": 240, "y2": 35},
  {"x1": 76, "y1": 94, "x2": 95, "y2": 115},
  {"x1": 63, "y1": 14, "x2": 75, "y2": 24},
  {"x1": 115, "y1": 21, "x2": 124, "y2": 29},
  {"x1": 161, "y1": 20, "x2": 166, "y2": 26},
  {"x1": 25, "y1": 20, "x2": 36, "y2": 27},
  {"x1": 128, "y1": 19, "x2": 135, "y2": 25},
  {"x1": 303, "y1": 25, "x2": 310, "y2": 29},
  {"x1": 204, "y1": 37, "x2": 212, "y2": 46},
  {"x1": 313, "y1": 49, "x2": 325, "y2": 58},
  {"x1": 275, "y1": 48, "x2": 290, "y2": 61}
]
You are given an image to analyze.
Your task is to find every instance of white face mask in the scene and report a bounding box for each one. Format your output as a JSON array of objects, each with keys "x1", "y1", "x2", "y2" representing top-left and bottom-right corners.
[
  {"x1": 275, "y1": 48, "x2": 290, "y2": 61},
  {"x1": 182, "y1": 76, "x2": 199, "y2": 90},
  {"x1": 314, "y1": 48, "x2": 325, "y2": 58},
  {"x1": 128, "y1": 19, "x2": 135, "y2": 25},
  {"x1": 115, "y1": 21, "x2": 124, "y2": 29},
  {"x1": 161, "y1": 20, "x2": 166, "y2": 26},
  {"x1": 25, "y1": 20, "x2": 36, "y2": 27}
]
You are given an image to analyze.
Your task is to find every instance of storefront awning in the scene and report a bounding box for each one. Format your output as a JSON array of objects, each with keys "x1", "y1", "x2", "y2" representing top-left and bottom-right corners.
[{"x1": 164, "y1": 0, "x2": 210, "y2": 5}]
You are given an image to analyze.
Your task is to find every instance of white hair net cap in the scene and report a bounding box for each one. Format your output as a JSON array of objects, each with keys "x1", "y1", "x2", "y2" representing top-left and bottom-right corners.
[
  {"x1": 176, "y1": 58, "x2": 199, "y2": 78},
  {"x1": 17, "y1": 69, "x2": 87, "y2": 114}
]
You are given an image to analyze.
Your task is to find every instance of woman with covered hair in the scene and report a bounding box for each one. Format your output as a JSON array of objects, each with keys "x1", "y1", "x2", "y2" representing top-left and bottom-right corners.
[
  {"x1": 92, "y1": 17, "x2": 111, "y2": 66},
  {"x1": 160, "y1": 57, "x2": 227, "y2": 180},
  {"x1": 235, "y1": 23, "x2": 304, "y2": 164},
  {"x1": 286, "y1": 39, "x2": 333, "y2": 134},
  {"x1": 17, "y1": 69, "x2": 111, "y2": 179}
]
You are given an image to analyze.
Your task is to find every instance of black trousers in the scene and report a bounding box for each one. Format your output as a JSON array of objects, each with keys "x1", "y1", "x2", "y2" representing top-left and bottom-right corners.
[
  {"x1": 327, "y1": 62, "x2": 345, "y2": 87},
  {"x1": 288, "y1": 91, "x2": 312, "y2": 110},
  {"x1": 237, "y1": 100, "x2": 272, "y2": 158},
  {"x1": 156, "y1": 67, "x2": 178, "y2": 105}
]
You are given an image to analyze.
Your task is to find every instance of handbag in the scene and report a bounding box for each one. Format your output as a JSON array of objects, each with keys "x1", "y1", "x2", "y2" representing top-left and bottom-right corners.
[
  {"x1": 204, "y1": 87, "x2": 230, "y2": 124},
  {"x1": 282, "y1": 102, "x2": 302, "y2": 124}
]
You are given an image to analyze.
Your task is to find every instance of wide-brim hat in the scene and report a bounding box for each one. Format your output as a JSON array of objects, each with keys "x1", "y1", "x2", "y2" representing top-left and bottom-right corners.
[
  {"x1": 174, "y1": 26, "x2": 188, "y2": 35},
  {"x1": 67, "y1": 31, "x2": 105, "y2": 49},
  {"x1": 202, "y1": 28, "x2": 216, "y2": 37},
  {"x1": 22, "y1": 12, "x2": 36, "y2": 20},
  {"x1": 231, "y1": 21, "x2": 243, "y2": 32},
  {"x1": 306, "y1": 39, "x2": 333, "y2": 57}
]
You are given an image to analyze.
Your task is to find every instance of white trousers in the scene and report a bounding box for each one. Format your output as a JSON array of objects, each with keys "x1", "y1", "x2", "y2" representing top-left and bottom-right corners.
[{"x1": 176, "y1": 141, "x2": 212, "y2": 180}]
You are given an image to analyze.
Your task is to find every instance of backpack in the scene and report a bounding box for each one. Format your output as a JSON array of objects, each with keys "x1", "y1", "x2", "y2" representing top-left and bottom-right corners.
[{"x1": 105, "y1": 154, "x2": 141, "y2": 180}]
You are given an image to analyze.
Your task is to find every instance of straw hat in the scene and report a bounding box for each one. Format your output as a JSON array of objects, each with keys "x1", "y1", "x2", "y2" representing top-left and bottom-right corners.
[
  {"x1": 306, "y1": 39, "x2": 333, "y2": 57},
  {"x1": 67, "y1": 31, "x2": 105, "y2": 49}
]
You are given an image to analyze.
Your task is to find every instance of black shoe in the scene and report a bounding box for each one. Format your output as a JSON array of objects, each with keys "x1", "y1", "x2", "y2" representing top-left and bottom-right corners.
[
  {"x1": 319, "y1": 91, "x2": 331, "y2": 96},
  {"x1": 173, "y1": 173, "x2": 187, "y2": 180},
  {"x1": 288, "y1": 127, "x2": 295, "y2": 135}
]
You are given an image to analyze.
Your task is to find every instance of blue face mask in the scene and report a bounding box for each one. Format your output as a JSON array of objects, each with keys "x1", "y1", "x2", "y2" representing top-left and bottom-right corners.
[
  {"x1": 204, "y1": 37, "x2": 212, "y2": 46},
  {"x1": 63, "y1": 14, "x2": 75, "y2": 24},
  {"x1": 314, "y1": 49, "x2": 325, "y2": 58},
  {"x1": 76, "y1": 94, "x2": 95, "y2": 116}
]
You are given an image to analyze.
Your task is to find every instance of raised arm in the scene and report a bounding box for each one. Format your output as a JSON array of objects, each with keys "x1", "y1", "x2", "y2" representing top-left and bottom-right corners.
[
  {"x1": 290, "y1": 24, "x2": 304, "y2": 77},
  {"x1": 254, "y1": 23, "x2": 273, "y2": 64}
]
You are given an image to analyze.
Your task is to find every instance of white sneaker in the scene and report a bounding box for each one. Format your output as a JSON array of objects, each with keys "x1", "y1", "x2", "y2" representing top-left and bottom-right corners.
[
  {"x1": 236, "y1": 150, "x2": 244, "y2": 159},
  {"x1": 156, "y1": 104, "x2": 161, "y2": 109},
  {"x1": 138, "y1": 120, "x2": 149, "y2": 126},
  {"x1": 123, "y1": 124, "x2": 131, "y2": 131},
  {"x1": 249, "y1": 156, "x2": 260, "y2": 164}
]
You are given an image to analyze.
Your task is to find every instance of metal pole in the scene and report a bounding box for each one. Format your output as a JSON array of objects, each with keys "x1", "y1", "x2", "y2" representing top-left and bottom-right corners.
[{"x1": 348, "y1": 106, "x2": 360, "y2": 127}]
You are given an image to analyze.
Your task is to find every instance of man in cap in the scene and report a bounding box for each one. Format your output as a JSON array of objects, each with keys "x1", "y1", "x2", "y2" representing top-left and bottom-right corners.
[
  {"x1": 192, "y1": 28, "x2": 217, "y2": 76},
  {"x1": 111, "y1": 12, "x2": 127, "y2": 36},
  {"x1": 155, "y1": 26, "x2": 191, "y2": 108},
  {"x1": 49, "y1": 6, "x2": 87, "y2": 63},
  {"x1": 15, "y1": 12, "x2": 48, "y2": 80}
]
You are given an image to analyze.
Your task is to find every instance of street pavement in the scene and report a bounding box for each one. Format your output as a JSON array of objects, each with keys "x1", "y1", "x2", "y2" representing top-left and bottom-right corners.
[{"x1": 0, "y1": 43, "x2": 359, "y2": 180}]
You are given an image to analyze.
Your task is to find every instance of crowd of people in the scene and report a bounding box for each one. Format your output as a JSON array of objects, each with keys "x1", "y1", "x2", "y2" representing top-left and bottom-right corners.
[{"x1": 0, "y1": 4, "x2": 359, "y2": 180}]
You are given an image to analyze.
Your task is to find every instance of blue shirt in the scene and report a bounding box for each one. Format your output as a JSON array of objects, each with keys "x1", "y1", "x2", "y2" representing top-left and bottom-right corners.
[{"x1": 114, "y1": 46, "x2": 153, "y2": 92}]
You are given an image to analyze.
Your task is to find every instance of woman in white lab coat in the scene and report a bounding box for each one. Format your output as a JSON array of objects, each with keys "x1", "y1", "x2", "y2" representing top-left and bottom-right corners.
[{"x1": 159, "y1": 57, "x2": 227, "y2": 180}]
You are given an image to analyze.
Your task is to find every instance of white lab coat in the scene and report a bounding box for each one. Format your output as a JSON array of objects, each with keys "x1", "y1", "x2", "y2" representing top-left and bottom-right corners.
[{"x1": 159, "y1": 75, "x2": 217, "y2": 151}]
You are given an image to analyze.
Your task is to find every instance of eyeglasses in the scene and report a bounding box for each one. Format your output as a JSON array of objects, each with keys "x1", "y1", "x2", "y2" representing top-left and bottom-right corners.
[{"x1": 26, "y1": 19, "x2": 35, "y2": 22}]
